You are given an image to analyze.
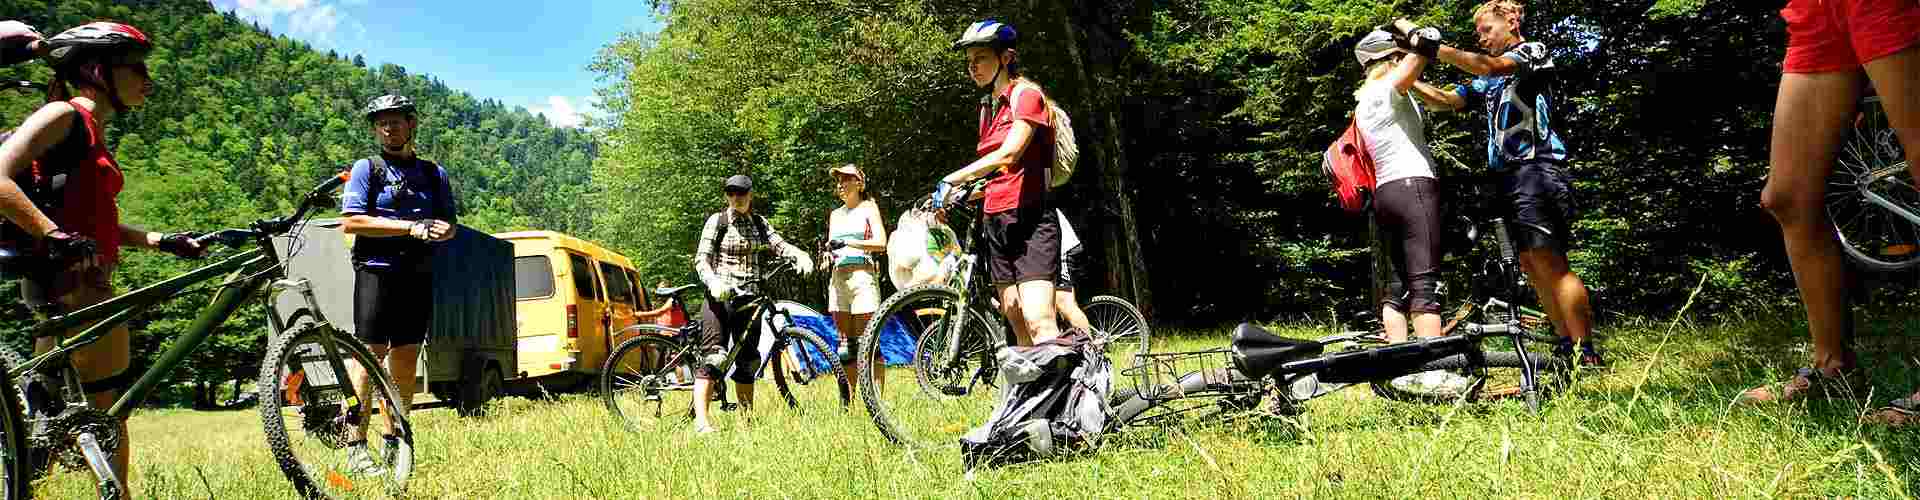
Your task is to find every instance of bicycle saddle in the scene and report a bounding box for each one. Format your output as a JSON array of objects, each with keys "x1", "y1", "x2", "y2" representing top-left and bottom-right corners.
[
  {"x1": 1230, "y1": 323, "x2": 1323, "y2": 379},
  {"x1": 654, "y1": 284, "x2": 702, "y2": 298}
]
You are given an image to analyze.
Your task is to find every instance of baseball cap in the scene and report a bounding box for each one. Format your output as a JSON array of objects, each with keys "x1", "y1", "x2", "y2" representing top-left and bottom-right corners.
[
  {"x1": 829, "y1": 164, "x2": 865, "y2": 181},
  {"x1": 724, "y1": 175, "x2": 753, "y2": 193}
]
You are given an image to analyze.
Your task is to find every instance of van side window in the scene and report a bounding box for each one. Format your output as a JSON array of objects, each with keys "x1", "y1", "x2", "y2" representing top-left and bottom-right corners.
[
  {"x1": 625, "y1": 269, "x2": 645, "y2": 307},
  {"x1": 569, "y1": 253, "x2": 601, "y2": 300},
  {"x1": 599, "y1": 261, "x2": 634, "y2": 306}
]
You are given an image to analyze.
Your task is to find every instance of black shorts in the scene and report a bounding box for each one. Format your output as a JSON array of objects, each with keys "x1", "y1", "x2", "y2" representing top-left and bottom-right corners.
[
  {"x1": 353, "y1": 267, "x2": 432, "y2": 346},
  {"x1": 698, "y1": 294, "x2": 760, "y2": 384},
  {"x1": 983, "y1": 207, "x2": 1061, "y2": 286},
  {"x1": 1374, "y1": 177, "x2": 1444, "y2": 315},
  {"x1": 1055, "y1": 246, "x2": 1082, "y2": 291},
  {"x1": 1500, "y1": 161, "x2": 1578, "y2": 253}
]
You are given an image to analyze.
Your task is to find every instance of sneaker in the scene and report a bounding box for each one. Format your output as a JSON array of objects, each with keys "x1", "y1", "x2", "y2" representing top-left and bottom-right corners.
[
  {"x1": 345, "y1": 443, "x2": 384, "y2": 476},
  {"x1": 381, "y1": 435, "x2": 401, "y2": 468},
  {"x1": 1863, "y1": 396, "x2": 1920, "y2": 427},
  {"x1": 1736, "y1": 367, "x2": 1868, "y2": 405}
]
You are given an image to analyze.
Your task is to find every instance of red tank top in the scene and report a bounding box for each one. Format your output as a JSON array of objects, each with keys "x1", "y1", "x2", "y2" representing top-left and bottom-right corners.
[{"x1": 47, "y1": 101, "x2": 124, "y2": 266}]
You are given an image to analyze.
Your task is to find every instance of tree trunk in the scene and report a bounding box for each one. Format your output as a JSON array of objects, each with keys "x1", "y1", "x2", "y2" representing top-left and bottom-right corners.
[{"x1": 1052, "y1": 0, "x2": 1154, "y2": 316}]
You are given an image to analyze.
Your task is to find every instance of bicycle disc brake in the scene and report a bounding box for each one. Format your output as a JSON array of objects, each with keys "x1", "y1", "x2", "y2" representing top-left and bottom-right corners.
[{"x1": 300, "y1": 402, "x2": 350, "y2": 449}]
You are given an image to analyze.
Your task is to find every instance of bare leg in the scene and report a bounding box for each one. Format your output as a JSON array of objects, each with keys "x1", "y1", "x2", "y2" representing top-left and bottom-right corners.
[
  {"x1": 691, "y1": 377, "x2": 717, "y2": 431},
  {"x1": 346, "y1": 343, "x2": 390, "y2": 443},
  {"x1": 1410, "y1": 312, "x2": 1443, "y2": 339},
  {"x1": 1054, "y1": 290, "x2": 1090, "y2": 331},
  {"x1": 848, "y1": 312, "x2": 878, "y2": 393},
  {"x1": 383, "y1": 344, "x2": 421, "y2": 435},
  {"x1": 999, "y1": 285, "x2": 1031, "y2": 346},
  {"x1": 1860, "y1": 46, "x2": 1920, "y2": 187},
  {"x1": 1760, "y1": 70, "x2": 1864, "y2": 375},
  {"x1": 1519, "y1": 250, "x2": 1593, "y2": 344},
  {"x1": 1017, "y1": 280, "x2": 1061, "y2": 344},
  {"x1": 1381, "y1": 305, "x2": 1410, "y2": 343}
]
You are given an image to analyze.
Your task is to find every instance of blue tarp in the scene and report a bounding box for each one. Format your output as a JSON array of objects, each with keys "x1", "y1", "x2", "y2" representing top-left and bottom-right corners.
[{"x1": 787, "y1": 313, "x2": 917, "y2": 374}]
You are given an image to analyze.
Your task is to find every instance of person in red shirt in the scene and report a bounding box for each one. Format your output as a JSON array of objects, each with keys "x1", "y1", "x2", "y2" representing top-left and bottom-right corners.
[
  {"x1": 0, "y1": 21, "x2": 204, "y2": 495},
  {"x1": 1742, "y1": 0, "x2": 1920, "y2": 428},
  {"x1": 938, "y1": 20, "x2": 1062, "y2": 346}
]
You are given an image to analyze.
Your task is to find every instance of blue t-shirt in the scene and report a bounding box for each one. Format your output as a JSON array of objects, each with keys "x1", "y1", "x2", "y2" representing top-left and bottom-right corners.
[
  {"x1": 1454, "y1": 42, "x2": 1570, "y2": 171},
  {"x1": 341, "y1": 155, "x2": 457, "y2": 268}
]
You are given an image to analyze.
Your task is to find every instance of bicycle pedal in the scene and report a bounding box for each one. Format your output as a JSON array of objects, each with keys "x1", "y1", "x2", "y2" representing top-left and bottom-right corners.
[
  {"x1": 720, "y1": 402, "x2": 740, "y2": 412},
  {"x1": 939, "y1": 385, "x2": 969, "y2": 397}
]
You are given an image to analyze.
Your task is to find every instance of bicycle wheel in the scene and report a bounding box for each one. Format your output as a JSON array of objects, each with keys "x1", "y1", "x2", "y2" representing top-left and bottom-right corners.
[
  {"x1": 1110, "y1": 368, "x2": 1262, "y2": 429},
  {"x1": 768, "y1": 328, "x2": 850, "y2": 413},
  {"x1": 1368, "y1": 350, "x2": 1569, "y2": 410},
  {"x1": 258, "y1": 319, "x2": 415, "y2": 498},
  {"x1": 860, "y1": 284, "x2": 1007, "y2": 448},
  {"x1": 1829, "y1": 97, "x2": 1920, "y2": 271},
  {"x1": 0, "y1": 350, "x2": 31, "y2": 499},
  {"x1": 1083, "y1": 296, "x2": 1150, "y2": 392},
  {"x1": 599, "y1": 327, "x2": 696, "y2": 432}
]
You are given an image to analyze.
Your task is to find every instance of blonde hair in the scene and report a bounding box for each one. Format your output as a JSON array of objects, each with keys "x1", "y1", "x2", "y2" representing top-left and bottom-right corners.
[{"x1": 1474, "y1": 1, "x2": 1525, "y2": 28}]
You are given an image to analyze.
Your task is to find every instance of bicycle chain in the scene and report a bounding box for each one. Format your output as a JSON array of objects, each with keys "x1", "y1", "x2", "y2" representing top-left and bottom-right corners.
[{"x1": 42, "y1": 406, "x2": 122, "y2": 472}]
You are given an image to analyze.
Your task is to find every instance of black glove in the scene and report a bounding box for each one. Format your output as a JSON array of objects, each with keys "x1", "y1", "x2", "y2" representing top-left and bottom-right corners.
[
  {"x1": 1407, "y1": 27, "x2": 1442, "y2": 59},
  {"x1": 156, "y1": 232, "x2": 206, "y2": 259},
  {"x1": 38, "y1": 230, "x2": 97, "y2": 267}
]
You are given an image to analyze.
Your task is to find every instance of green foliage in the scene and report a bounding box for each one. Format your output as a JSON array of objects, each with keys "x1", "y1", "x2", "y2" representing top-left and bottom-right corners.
[{"x1": 1, "y1": 0, "x2": 596, "y2": 406}]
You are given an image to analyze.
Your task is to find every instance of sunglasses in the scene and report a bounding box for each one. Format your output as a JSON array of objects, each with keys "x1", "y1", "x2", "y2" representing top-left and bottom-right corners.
[
  {"x1": 724, "y1": 189, "x2": 750, "y2": 196},
  {"x1": 121, "y1": 62, "x2": 149, "y2": 79}
]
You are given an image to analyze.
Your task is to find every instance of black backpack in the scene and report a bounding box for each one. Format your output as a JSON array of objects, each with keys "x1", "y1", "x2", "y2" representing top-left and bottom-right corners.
[
  {"x1": 348, "y1": 155, "x2": 447, "y2": 265},
  {"x1": 959, "y1": 329, "x2": 1114, "y2": 472}
]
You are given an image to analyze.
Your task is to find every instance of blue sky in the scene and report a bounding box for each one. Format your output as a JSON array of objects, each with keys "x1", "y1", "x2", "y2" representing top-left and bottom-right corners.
[{"x1": 207, "y1": 0, "x2": 662, "y2": 128}]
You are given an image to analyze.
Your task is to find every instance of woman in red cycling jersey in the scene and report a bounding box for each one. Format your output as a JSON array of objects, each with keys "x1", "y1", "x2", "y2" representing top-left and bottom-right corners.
[{"x1": 0, "y1": 21, "x2": 205, "y2": 494}]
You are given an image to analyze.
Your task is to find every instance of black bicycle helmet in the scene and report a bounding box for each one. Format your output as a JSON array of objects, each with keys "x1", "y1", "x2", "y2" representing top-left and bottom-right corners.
[
  {"x1": 952, "y1": 20, "x2": 1016, "y2": 51},
  {"x1": 362, "y1": 94, "x2": 416, "y2": 120},
  {"x1": 44, "y1": 22, "x2": 151, "y2": 68}
]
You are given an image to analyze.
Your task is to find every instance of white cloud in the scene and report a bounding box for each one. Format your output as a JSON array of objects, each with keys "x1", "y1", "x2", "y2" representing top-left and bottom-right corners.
[
  {"x1": 228, "y1": 0, "x2": 315, "y2": 24},
  {"x1": 289, "y1": 4, "x2": 342, "y2": 44},
  {"x1": 529, "y1": 96, "x2": 587, "y2": 128},
  {"x1": 213, "y1": 0, "x2": 361, "y2": 49}
]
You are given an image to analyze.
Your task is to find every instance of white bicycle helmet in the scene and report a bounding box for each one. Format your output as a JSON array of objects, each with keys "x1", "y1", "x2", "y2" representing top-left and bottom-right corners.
[{"x1": 952, "y1": 20, "x2": 1017, "y2": 51}]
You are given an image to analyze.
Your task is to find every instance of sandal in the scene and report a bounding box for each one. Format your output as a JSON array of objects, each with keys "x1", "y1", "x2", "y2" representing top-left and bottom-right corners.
[
  {"x1": 1863, "y1": 396, "x2": 1920, "y2": 427},
  {"x1": 1735, "y1": 367, "x2": 1868, "y2": 405}
]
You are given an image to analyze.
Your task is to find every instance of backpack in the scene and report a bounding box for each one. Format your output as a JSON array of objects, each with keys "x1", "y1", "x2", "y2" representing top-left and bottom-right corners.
[
  {"x1": 1322, "y1": 118, "x2": 1376, "y2": 213},
  {"x1": 992, "y1": 83, "x2": 1079, "y2": 190},
  {"x1": 0, "y1": 96, "x2": 91, "y2": 279},
  {"x1": 959, "y1": 329, "x2": 1112, "y2": 472},
  {"x1": 349, "y1": 155, "x2": 445, "y2": 264},
  {"x1": 710, "y1": 209, "x2": 773, "y2": 263}
]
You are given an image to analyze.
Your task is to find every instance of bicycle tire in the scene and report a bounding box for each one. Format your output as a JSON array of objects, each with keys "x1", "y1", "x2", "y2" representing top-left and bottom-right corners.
[
  {"x1": 768, "y1": 328, "x2": 850, "y2": 412},
  {"x1": 0, "y1": 349, "x2": 31, "y2": 500},
  {"x1": 860, "y1": 284, "x2": 1006, "y2": 448},
  {"x1": 599, "y1": 327, "x2": 695, "y2": 432},
  {"x1": 1110, "y1": 368, "x2": 1261, "y2": 429},
  {"x1": 1083, "y1": 296, "x2": 1150, "y2": 392},
  {"x1": 1829, "y1": 96, "x2": 1920, "y2": 272},
  {"x1": 1367, "y1": 350, "x2": 1569, "y2": 408},
  {"x1": 258, "y1": 320, "x2": 415, "y2": 499}
]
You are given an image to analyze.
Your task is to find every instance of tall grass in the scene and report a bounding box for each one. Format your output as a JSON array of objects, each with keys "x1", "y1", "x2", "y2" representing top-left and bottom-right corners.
[{"x1": 29, "y1": 313, "x2": 1920, "y2": 498}]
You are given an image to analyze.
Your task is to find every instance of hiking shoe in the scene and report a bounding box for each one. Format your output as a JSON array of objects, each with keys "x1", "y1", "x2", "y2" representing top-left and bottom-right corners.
[
  {"x1": 1863, "y1": 396, "x2": 1920, "y2": 427},
  {"x1": 1736, "y1": 367, "x2": 1868, "y2": 404},
  {"x1": 1420, "y1": 371, "x2": 1475, "y2": 397},
  {"x1": 345, "y1": 443, "x2": 384, "y2": 476},
  {"x1": 381, "y1": 435, "x2": 401, "y2": 468}
]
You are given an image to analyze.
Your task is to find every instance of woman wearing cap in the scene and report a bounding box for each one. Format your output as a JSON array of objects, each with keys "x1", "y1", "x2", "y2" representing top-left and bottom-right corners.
[
  {"x1": 938, "y1": 19, "x2": 1063, "y2": 346},
  {"x1": 692, "y1": 174, "x2": 812, "y2": 433},
  {"x1": 1351, "y1": 27, "x2": 1471, "y2": 395},
  {"x1": 822, "y1": 164, "x2": 887, "y2": 395},
  {"x1": 0, "y1": 21, "x2": 204, "y2": 493},
  {"x1": 338, "y1": 93, "x2": 456, "y2": 474}
]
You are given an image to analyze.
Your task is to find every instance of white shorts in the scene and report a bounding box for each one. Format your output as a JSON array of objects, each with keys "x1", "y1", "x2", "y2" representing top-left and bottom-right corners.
[{"x1": 829, "y1": 266, "x2": 881, "y2": 315}]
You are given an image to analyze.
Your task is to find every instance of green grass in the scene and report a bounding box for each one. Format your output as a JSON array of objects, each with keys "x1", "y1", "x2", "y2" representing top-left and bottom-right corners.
[{"x1": 30, "y1": 312, "x2": 1920, "y2": 498}]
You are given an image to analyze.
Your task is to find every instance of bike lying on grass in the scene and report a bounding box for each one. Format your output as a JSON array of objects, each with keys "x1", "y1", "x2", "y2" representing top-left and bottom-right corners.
[
  {"x1": 1112, "y1": 211, "x2": 1572, "y2": 429},
  {"x1": 0, "y1": 172, "x2": 413, "y2": 499}
]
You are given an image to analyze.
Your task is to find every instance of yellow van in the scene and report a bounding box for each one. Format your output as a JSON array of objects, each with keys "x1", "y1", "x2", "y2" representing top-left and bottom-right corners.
[{"x1": 497, "y1": 231, "x2": 646, "y2": 389}]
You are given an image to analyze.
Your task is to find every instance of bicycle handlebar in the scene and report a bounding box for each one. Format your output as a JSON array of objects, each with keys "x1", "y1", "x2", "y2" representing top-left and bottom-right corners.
[{"x1": 193, "y1": 171, "x2": 352, "y2": 248}]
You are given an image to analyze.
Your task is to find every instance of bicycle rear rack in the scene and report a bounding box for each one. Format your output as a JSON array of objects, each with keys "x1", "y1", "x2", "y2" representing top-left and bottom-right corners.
[{"x1": 1127, "y1": 349, "x2": 1253, "y2": 402}]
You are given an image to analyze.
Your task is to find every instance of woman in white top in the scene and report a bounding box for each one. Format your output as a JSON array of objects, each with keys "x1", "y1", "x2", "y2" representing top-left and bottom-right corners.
[
  {"x1": 1354, "y1": 29, "x2": 1469, "y2": 394},
  {"x1": 822, "y1": 164, "x2": 887, "y2": 396}
]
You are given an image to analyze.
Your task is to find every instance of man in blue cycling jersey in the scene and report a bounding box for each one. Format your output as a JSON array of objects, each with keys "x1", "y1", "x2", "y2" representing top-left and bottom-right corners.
[{"x1": 1399, "y1": 2, "x2": 1602, "y2": 367}]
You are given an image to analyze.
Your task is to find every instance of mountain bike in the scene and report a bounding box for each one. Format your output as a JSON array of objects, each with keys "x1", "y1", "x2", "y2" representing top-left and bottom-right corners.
[
  {"x1": 0, "y1": 172, "x2": 412, "y2": 499},
  {"x1": 1827, "y1": 95, "x2": 1919, "y2": 271},
  {"x1": 858, "y1": 181, "x2": 1150, "y2": 448},
  {"x1": 1111, "y1": 211, "x2": 1569, "y2": 429},
  {"x1": 598, "y1": 260, "x2": 849, "y2": 431}
]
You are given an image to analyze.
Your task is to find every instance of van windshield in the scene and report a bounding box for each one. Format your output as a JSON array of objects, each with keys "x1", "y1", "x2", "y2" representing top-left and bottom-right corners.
[{"x1": 515, "y1": 256, "x2": 556, "y2": 299}]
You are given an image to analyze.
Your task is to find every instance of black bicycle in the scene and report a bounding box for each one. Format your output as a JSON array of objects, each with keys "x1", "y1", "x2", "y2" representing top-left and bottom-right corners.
[
  {"x1": 598, "y1": 260, "x2": 849, "y2": 431},
  {"x1": 1112, "y1": 212, "x2": 1569, "y2": 429},
  {"x1": 1827, "y1": 95, "x2": 1919, "y2": 272},
  {"x1": 858, "y1": 181, "x2": 1151, "y2": 448}
]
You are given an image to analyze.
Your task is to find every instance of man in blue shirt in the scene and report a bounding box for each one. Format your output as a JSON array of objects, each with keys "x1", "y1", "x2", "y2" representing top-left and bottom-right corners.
[
  {"x1": 1399, "y1": 1, "x2": 1602, "y2": 367},
  {"x1": 337, "y1": 94, "x2": 455, "y2": 474}
]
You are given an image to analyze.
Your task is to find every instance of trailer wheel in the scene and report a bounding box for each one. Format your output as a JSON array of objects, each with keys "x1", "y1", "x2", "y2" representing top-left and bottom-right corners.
[{"x1": 458, "y1": 360, "x2": 503, "y2": 417}]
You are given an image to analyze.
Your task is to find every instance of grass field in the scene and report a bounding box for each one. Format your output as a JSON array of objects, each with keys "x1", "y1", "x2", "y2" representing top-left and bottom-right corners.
[{"x1": 27, "y1": 311, "x2": 1920, "y2": 499}]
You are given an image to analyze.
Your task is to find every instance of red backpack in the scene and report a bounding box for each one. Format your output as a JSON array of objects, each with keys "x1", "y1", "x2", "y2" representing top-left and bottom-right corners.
[{"x1": 1322, "y1": 118, "x2": 1376, "y2": 213}]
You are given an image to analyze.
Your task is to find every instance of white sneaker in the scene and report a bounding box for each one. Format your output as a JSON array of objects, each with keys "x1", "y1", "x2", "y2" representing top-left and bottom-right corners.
[
  {"x1": 1421, "y1": 371, "x2": 1474, "y2": 397},
  {"x1": 1389, "y1": 373, "x2": 1425, "y2": 394}
]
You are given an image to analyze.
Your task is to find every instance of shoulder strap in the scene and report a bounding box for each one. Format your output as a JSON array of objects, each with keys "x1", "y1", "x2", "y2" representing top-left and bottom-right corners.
[
  {"x1": 65, "y1": 100, "x2": 100, "y2": 149},
  {"x1": 712, "y1": 210, "x2": 730, "y2": 259},
  {"x1": 363, "y1": 155, "x2": 388, "y2": 215},
  {"x1": 1009, "y1": 84, "x2": 1048, "y2": 125}
]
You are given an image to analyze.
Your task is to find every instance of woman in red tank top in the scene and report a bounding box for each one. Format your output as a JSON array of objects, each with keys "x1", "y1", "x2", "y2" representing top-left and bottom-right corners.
[{"x1": 0, "y1": 22, "x2": 205, "y2": 494}]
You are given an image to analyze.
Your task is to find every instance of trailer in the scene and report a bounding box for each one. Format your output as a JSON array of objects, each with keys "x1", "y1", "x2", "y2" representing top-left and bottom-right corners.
[{"x1": 272, "y1": 219, "x2": 517, "y2": 416}]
